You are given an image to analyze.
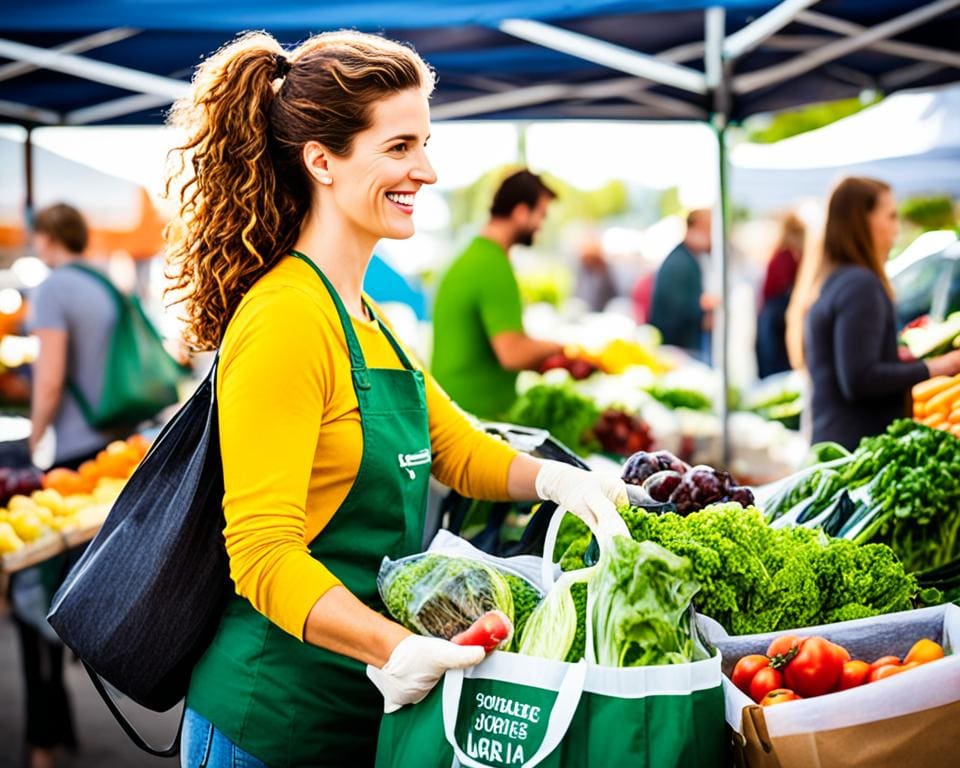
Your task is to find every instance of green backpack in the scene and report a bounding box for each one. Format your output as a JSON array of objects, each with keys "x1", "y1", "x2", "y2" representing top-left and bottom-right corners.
[{"x1": 65, "y1": 263, "x2": 183, "y2": 429}]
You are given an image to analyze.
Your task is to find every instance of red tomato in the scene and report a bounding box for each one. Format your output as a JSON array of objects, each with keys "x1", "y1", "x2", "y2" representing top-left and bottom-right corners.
[
  {"x1": 760, "y1": 688, "x2": 802, "y2": 707},
  {"x1": 783, "y1": 636, "x2": 844, "y2": 697},
  {"x1": 450, "y1": 611, "x2": 513, "y2": 652},
  {"x1": 869, "y1": 663, "x2": 905, "y2": 683},
  {"x1": 749, "y1": 666, "x2": 784, "y2": 703},
  {"x1": 870, "y1": 655, "x2": 901, "y2": 670},
  {"x1": 767, "y1": 634, "x2": 803, "y2": 661},
  {"x1": 732, "y1": 655, "x2": 771, "y2": 695},
  {"x1": 837, "y1": 660, "x2": 871, "y2": 690},
  {"x1": 831, "y1": 643, "x2": 851, "y2": 664}
]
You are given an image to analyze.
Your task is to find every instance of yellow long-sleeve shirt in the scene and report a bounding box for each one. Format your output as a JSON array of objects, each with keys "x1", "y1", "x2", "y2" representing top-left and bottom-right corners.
[{"x1": 217, "y1": 256, "x2": 518, "y2": 640}]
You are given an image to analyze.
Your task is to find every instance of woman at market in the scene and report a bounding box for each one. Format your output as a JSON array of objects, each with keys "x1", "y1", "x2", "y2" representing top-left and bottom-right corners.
[
  {"x1": 786, "y1": 176, "x2": 960, "y2": 449},
  {"x1": 756, "y1": 212, "x2": 805, "y2": 379},
  {"x1": 164, "y1": 31, "x2": 627, "y2": 768}
]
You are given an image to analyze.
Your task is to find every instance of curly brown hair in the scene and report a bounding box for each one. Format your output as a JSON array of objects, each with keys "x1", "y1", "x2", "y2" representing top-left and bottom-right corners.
[{"x1": 164, "y1": 30, "x2": 435, "y2": 350}]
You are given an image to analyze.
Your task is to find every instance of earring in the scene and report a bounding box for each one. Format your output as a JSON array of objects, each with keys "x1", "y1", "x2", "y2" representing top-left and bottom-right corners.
[{"x1": 320, "y1": 176, "x2": 333, "y2": 186}]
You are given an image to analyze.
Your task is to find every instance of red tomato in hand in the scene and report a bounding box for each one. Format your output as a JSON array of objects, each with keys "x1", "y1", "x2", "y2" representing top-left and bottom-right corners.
[
  {"x1": 732, "y1": 655, "x2": 771, "y2": 695},
  {"x1": 749, "y1": 666, "x2": 784, "y2": 703},
  {"x1": 760, "y1": 688, "x2": 802, "y2": 707},
  {"x1": 783, "y1": 636, "x2": 844, "y2": 697},
  {"x1": 837, "y1": 660, "x2": 871, "y2": 690},
  {"x1": 767, "y1": 634, "x2": 803, "y2": 661},
  {"x1": 870, "y1": 655, "x2": 901, "y2": 670}
]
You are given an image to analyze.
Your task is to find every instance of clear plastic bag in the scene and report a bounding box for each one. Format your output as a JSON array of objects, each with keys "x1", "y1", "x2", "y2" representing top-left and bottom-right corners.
[{"x1": 378, "y1": 552, "x2": 541, "y2": 644}]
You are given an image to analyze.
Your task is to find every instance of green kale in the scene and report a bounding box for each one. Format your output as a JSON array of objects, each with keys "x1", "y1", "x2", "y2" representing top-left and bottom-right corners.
[
  {"x1": 502, "y1": 572, "x2": 543, "y2": 645},
  {"x1": 506, "y1": 384, "x2": 601, "y2": 456},
  {"x1": 565, "y1": 582, "x2": 588, "y2": 662}
]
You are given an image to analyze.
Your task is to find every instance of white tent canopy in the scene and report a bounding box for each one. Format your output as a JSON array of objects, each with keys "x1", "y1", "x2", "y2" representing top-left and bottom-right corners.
[{"x1": 731, "y1": 83, "x2": 960, "y2": 212}]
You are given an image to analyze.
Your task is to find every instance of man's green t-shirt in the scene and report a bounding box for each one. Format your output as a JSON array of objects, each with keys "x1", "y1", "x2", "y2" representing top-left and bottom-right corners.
[{"x1": 431, "y1": 237, "x2": 524, "y2": 419}]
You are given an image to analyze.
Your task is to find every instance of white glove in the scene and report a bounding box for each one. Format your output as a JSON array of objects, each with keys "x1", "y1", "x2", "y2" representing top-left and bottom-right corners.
[
  {"x1": 366, "y1": 635, "x2": 485, "y2": 714},
  {"x1": 535, "y1": 460, "x2": 629, "y2": 537}
]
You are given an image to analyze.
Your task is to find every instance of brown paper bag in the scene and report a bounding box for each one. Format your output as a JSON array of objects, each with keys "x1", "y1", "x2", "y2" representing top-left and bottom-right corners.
[{"x1": 701, "y1": 604, "x2": 960, "y2": 768}]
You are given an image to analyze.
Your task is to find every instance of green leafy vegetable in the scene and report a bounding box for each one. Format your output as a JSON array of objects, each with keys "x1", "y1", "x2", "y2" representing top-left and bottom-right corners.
[
  {"x1": 516, "y1": 573, "x2": 586, "y2": 661},
  {"x1": 766, "y1": 420, "x2": 960, "y2": 572},
  {"x1": 646, "y1": 386, "x2": 713, "y2": 412},
  {"x1": 378, "y1": 553, "x2": 515, "y2": 640},
  {"x1": 506, "y1": 383, "x2": 601, "y2": 456},
  {"x1": 591, "y1": 537, "x2": 700, "y2": 667},
  {"x1": 557, "y1": 503, "x2": 920, "y2": 635},
  {"x1": 502, "y1": 571, "x2": 543, "y2": 641}
]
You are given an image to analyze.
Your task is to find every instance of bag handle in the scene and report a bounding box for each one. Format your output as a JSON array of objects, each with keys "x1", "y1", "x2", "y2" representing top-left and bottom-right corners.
[
  {"x1": 539, "y1": 505, "x2": 627, "y2": 590},
  {"x1": 82, "y1": 662, "x2": 182, "y2": 758},
  {"x1": 442, "y1": 660, "x2": 587, "y2": 768}
]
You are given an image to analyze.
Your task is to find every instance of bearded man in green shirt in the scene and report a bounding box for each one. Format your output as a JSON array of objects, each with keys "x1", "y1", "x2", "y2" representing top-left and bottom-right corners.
[{"x1": 432, "y1": 170, "x2": 564, "y2": 419}]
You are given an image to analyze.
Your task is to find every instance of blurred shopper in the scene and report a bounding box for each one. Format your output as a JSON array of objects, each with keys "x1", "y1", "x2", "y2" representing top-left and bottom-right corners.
[
  {"x1": 14, "y1": 203, "x2": 126, "y2": 768},
  {"x1": 649, "y1": 209, "x2": 715, "y2": 359},
  {"x1": 787, "y1": 177, "x2": 960, "y2": 449},
  {"x1": 573, "y1": 234, "x2": 617, "y2": 312},
  {"x1": 431, "y1": 170, "x2": 564, "y2": 419},
  {"x1": 756, "y1": 213, "x2": 805, "y2": 378},
  {"x1": 631, "y1": 268, "x2": 656, "y2": 325},
  {"x1": 164, "y1": 32, "x2": 625, "y2": 768}
]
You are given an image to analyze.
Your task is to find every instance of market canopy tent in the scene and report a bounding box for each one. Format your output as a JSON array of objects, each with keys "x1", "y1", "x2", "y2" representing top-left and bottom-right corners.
[
  {"x1": 1, "y1": 1, "x2": 960, "y2": 126},
  {"x1": 3, "y1": 0, "x2": 960, "y2": 458},
  {"x1": 732, "y1": 82, "x2": 960, "y2": 213}
]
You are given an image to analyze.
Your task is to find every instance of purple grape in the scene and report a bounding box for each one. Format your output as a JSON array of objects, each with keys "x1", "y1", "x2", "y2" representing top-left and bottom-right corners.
[
  {"x1": 726, "y1": 486, "x2": 755, "y2": 508},
  {"x1": 643, "y1": 470, "x2": 683, "y2": 502}
]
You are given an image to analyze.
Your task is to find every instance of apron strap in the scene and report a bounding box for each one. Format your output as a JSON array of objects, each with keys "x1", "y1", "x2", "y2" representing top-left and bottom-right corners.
[{"x1": 290, "y1": 251, "x2": 416, "y2": 384}]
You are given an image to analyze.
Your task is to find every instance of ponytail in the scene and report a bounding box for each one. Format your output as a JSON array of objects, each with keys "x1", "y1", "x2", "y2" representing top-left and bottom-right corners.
[
  {"x1": 165, "y1": 30, "x2": 434, "y2": 351},
  {"x1": 165, "y1": 33, "x2": 304, "y2": 351}
]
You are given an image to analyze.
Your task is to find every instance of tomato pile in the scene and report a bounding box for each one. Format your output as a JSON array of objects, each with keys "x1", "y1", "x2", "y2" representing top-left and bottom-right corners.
[{"x1": 732, "y1": 635, "x2": 946, "y2": 707}]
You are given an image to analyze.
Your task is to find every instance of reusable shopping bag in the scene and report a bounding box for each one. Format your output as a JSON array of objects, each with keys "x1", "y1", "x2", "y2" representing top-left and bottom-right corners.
[
  {"x1": 375, "y1": 510, "x2": 727, "y2": 768},
  {"x1": 47, "y1": 356, "x2": 229, "y2": 754},
  {"x1": 702, "y1": 604, "x2": 960, "y2": 768},
  {"x1": 65, "y1": 262, "x2": 182, "y2": 428}
]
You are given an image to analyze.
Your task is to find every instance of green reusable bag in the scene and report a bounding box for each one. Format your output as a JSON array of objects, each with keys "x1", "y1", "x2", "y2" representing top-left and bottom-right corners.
[
  {"x1": 65, "y1": 263, "x2": 182, "y2": 429},
  {"x1": 375, "y1": 651, "x2": 726, "y2": 768},
  {"x1": 376, "y1": 511, "x2": 726, "y2": 768}
]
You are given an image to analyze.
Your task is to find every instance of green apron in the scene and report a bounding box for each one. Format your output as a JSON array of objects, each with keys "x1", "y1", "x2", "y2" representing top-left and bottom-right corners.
[{"x1": 187, "y1": 251, "x2": 431, "y2": 767}]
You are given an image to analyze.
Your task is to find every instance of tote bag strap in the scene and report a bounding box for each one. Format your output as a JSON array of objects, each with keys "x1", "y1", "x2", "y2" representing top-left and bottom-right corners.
[
  {"x1": 442, "y1": 660, "x2": 587, "y2": 768},
  {"x1": 83, "y1": 662, "x2": 183, "y2": 758}
]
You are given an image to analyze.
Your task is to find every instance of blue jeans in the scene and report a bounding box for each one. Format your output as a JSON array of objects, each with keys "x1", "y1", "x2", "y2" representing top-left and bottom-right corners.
[{"x1": 180, "y1": 708, "x2": 268, "y2": 768}]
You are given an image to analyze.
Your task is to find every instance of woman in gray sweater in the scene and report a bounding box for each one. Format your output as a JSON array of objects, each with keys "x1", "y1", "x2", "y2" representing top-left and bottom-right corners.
[{"x1": 786, "y1": 177, "x2": 960, "y2": 450}]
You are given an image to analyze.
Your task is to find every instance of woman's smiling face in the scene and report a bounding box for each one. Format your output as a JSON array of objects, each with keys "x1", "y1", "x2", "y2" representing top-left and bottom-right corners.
[{"x1": 323, "y1": 87, "x2": 436, "y2": 242}]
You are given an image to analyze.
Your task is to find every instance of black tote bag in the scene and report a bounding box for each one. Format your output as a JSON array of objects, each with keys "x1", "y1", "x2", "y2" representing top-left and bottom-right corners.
[{"x1": 48, "y1": 356, "x2": 231, "y2": 718}]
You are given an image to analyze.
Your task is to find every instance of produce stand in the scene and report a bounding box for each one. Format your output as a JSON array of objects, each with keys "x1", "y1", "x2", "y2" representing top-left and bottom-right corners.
[{"x1": 0, "y1": 521, "x2": 102, "y2": 574}]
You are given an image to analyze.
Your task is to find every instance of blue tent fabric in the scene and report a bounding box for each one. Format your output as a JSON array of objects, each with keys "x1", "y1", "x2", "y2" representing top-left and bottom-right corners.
[
  {"x1": 364, "y1": 254, "x2": 430, "y2": 320},
  {"x1": 2, "y1": 2, "x2": 959, "y2": 124}
]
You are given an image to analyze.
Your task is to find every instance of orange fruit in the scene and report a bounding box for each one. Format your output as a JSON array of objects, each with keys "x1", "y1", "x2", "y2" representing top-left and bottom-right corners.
[
  {"x1": 127, "y1": 434, "x2": 151, "y2": 459},
  {"x1": 42, "y1": 468, "x2": 87, "y2": 497},
  {"x1": 904, "y1": 639, "x2": 944, "y2": 665}
]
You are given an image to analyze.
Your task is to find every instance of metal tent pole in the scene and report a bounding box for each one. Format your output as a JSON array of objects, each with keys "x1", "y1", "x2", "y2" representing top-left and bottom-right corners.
[
  {"x1": 24, "y1": 127, "x2": 35, "y2": 229},
  {"x1": 706, "y1": 6, "x2": 731, "y2": 467}
]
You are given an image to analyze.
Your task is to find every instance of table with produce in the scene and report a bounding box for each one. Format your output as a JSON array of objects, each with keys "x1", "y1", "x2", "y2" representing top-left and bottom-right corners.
[
  {"x1": 0, "y1": 434, "x2": 149, "y2": 572},
  {"x1": 376, "y1": 415, "x2": 960, "y2": 767}
]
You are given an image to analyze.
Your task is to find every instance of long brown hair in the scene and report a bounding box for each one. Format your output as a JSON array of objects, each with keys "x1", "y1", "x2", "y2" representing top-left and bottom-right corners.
[
  {"x1": 786, "y1": 176, "x2": 893, "y2": 369},
  {"x1": 164, "y1": 31, "x2": 435, "y2": 350}
]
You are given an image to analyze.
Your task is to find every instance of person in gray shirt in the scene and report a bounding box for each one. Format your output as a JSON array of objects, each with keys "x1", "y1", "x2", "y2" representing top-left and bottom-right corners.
[
  {"x1": 15, "y1": 203, "x2": 128, "y2": 768},
  {"x1": 27, "y1": 204, "x2": 128, "y2": 466}
]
